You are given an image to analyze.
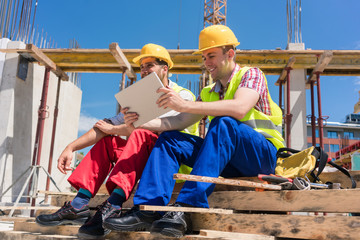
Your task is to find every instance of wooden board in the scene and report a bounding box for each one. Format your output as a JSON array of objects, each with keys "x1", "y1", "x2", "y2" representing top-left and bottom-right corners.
[
  {"x1": 192, "y1": 213, "x2": 360, "y2": 240},
  {"x1": 2, "y1": 48, "x2": 360, "y2": 76},
  {"x1": 320, "y1": 170, "x2": 360, "y2": 189},
  {"x1": 140, "y1": 205, "x2": 233, "y2": 214},
  {"x1": 174, "y1": 174, "x2": 281, "y2": 190},
  {"x1": 0, "y1": 230, "x2": 78, "y2": 239},
  {"x1": 200, "y1": 230, "x2": 275, "y2": 240},
  {"x1": 13, "y1": 222, "x2": 225, "y2": 240},
  {"x1": 208, "y1": 189, "x2": 360, "y2": 213},
  {"x1": 14, "y1": 222, "x2": 79, "y2": 236}
]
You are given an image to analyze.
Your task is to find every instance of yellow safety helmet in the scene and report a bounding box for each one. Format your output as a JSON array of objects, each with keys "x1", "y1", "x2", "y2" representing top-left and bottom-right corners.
[
  {"x1": 133, "y1": 43, "x2": 174, "y2": 69},
  {"x1": 194, "y1": 25, "x2": 240, "y2": 54}
]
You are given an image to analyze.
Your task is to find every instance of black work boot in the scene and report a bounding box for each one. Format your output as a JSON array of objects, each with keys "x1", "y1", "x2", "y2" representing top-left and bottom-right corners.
[
  {"x1": 103, "y1": 205, "x2": 161, "y2": 232},
  {"x1": 77, "y1": 200, "x2": 121, "y2": 239},
  {"x1": 150, "y1": 203, "x2": 192, "y2": 238},
  {"x1": 36, "y1": 201, "x2": 90, "y2": 226}
]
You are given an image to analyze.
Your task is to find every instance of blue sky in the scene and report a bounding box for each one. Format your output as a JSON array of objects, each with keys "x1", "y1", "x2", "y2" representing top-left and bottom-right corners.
[{"x1": 34, "y1": 0, "x2": 360, "y2": 139}]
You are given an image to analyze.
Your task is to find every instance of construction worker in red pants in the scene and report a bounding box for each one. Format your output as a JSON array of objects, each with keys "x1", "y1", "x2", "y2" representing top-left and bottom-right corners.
[{"x1": 35, "y1": 43, "x2": 198, "y2": 239}]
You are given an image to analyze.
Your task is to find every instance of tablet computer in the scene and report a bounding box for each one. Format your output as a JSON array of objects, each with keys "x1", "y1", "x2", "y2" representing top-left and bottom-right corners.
[{"x1": 114, "y1": 72, "x2": 171, "y2": 127}]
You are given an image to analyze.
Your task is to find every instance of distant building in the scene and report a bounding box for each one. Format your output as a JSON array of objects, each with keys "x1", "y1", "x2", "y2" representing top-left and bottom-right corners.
[{"x1": 306, "y1": 113, "x2": 360, "y2": 161}]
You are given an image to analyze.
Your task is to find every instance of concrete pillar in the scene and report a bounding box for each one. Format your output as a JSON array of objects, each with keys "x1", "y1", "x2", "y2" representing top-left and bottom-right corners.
[
  {"x1": 0, "y1": 39, "x2": 82, "y2": 204},
  {"x1": 285, "y1": 43, "x2": 307, "y2": 149}
]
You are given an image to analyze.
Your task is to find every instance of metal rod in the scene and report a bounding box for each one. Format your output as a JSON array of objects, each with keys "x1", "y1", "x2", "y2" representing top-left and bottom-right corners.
[
  {"x1": 0, "y1": 166, "x2": 31, "y2": 199},
  {"x1": 316, "y1": 72, "x2": 324, "y2": 149},
  {"x1": 285, "y1": 69, "x2": 292, "y2": 147},
  {"x1": 279, "y1": 81, "x2": 283, "y2": 112},
  {"x1": 45, "y1": 76, "x2": 61, "y2": 202},
  {"x1": 310, "y1": 81, "x2": 316, "y2": 146},
  {"x1": 10, "y1": 0, "x2": 19, "y2": 39},
  {"x1": 8, "y1": 166, "x2": 36, "y2": 217},
  {"x1": 29, "y1": 66, "x2": 50, "y2": 216}
]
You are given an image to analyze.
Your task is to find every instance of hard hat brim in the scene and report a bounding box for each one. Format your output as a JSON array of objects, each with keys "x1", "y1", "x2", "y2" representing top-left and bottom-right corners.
[
  {"x1": 133, "y1": 54, "x2": 173, "y2": 69},
  {"x1": 192, "y1": 42, "x2": 240, "y2": 55}
]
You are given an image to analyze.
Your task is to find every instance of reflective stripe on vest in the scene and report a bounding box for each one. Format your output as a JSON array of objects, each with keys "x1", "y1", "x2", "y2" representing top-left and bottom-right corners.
[{"x1": 200, "y1": 66, "x2": 285, "y2": 149}]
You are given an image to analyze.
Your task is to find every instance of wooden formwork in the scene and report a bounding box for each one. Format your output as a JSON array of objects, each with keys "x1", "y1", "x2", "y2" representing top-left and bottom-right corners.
[{"x1": 0, "y1": 171, "x2": 359, "y2": 240}]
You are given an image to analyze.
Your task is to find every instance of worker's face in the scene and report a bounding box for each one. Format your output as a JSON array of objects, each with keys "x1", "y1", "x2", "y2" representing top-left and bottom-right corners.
[
  {"x1": 202, "y1": 47, "x2": 233, "y2": 81},
  {"x1": 140, "y1": 57, "x2": 168, "y2": 85}
]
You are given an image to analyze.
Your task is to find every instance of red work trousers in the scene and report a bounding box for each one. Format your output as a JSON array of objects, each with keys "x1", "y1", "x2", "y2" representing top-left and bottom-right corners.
[{"x1": 67, "y1": 129, "x2": 158, "y2": 199}]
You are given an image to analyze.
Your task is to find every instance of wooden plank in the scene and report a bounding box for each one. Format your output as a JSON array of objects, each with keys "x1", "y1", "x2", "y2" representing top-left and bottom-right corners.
[
  {"x1": 0, "y1": 206, "x2": 59, "y2": 210},
  {"x1": 23, "y1": 44, "x2": 69, "y2": 81},
  {"x1": 0, "y1": 217, "x2": 34, "y2": 222},
  {"x1": 208, "y1": 189, "x2": 360, "y2": 213},
  {"x1": 275, "y1": 56, "x2": 296, "y2": 85},
  {"x1": 109, "y1": 42, "x2": 136, "y2": 79},
  {"x1": 174, "y1": 174, "x2": 282, "y2": 190},
  {"x1": 319, "y1": 170, "x2": 360, "y2": 188},
  {"x1": 192, "y1": 212, "x2": 360, "y2": 240},
  {"x1": 29, "y1": 48, "x2": 360, "y2": 76},
  {"x1": 200, "y1": 230, "x2": 275, "y2": 240},
  {"x1": 140, "y1": 205, "x2": 233, "y2": 214},
  {"x1": 14, "y1": 222, "x2": 79, "y2": 236},
  {"x1": 13, "y1": 222, "x2": 220, "y2": 239},
  {"x1": 307, "y1": 50, "x2": 334, "y2": 82},
  {"x1": 0, "y1": 231, "x2": 78, "y2": 239}
]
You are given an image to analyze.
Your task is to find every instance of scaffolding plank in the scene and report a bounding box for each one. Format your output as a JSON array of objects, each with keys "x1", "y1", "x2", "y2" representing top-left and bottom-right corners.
[
  {"x1": 199, "y1": 230, "x2": 275, "y2": 240},
  {"x1": 275, "y1": 56, "x2": 296, "y2": 85},
  {"x1": 173, "y1": 174, "x2": 282, "y2": 190},
  {"x1": 2, "y1": 47, "x2": 360, "y2": 76},
  {"x1": 192, "y1": 213, "x2": 360, "y2": 240},
  {"x1": 109, "y1": 42, "x2": 136, "y2": 79},
  {"x1": 23, "y1": 44, "x2": 68, "y2": 81},
  {"x1": 307, "y1": 50, "x2": 334, "y2": 82},
  {"x1": 140, "y1": 205, "x2": 233, "y2": 214},
  {"x1": 208, "y1": 189, "x2": 360, "y2": 213}
]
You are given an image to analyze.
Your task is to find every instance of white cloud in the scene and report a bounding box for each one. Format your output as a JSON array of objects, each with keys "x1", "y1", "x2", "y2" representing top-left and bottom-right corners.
[
  {"x1": 354, "y1": 77, "x2": 360, "y2": 85},
  {"x1": 78, "y1": 113, "x2": 99, "y2": 132},
  {"x1": 355, "y1": 41, "x2": 360, "y2": 50}
]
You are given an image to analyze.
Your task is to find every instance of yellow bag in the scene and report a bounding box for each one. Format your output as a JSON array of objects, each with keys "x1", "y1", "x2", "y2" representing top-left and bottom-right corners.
[
  {"x1": 275, "y1": 146, "x2": 357, "y2": 188},
  {"x1": 275, "y1": 146, "x2": 316, "y2": 179}
]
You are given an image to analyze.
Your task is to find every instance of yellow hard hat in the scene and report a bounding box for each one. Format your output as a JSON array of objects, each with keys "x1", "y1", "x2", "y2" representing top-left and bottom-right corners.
[
  {"x1": 194, "y1": 25, "x2": 240, "y2": 54},
  {"x1": 133, "y1": 43, "x2": 174, "y2": 69}
]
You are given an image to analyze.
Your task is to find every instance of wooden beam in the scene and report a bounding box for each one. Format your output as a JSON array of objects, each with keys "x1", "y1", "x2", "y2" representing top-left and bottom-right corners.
[
  {"x1": 275, "y1": 56, "x2": 296, "y2": 85},
  {"x1": 22, "y1": 44, "x2": 68, "y2": 81},
  {"x1": 14, "y1": 222, "x2": 79, "y2": 236},
  {"x1": 0, "y1": 206, "x2": 59, "y2": 210},
  {"x1": 3, "y1": 47, "x2": 360, "y2": 76},
  {"x1": 208, "y1": 189, "x2": 360, "y2": 213},
  {"x1": 109, "y1": 43, "x2": 136, "y2": 79},
  {"x1": 307, "y1": 50, "x2": 333, "y2": 82},
  {"x1": 192, "y1": 212, "x2": 360, "y2": 240},
  {"x1": 140, "y1": 205, "x2": 233, "y2": 214},
  {"x1": 173, "y1": 174, "x2": 282, "y2": 190},
  {"x1": 199, "y1": 230, "x2": 275, "y2": 240}
]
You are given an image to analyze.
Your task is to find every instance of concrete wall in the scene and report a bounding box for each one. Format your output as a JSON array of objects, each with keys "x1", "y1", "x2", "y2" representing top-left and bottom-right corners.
[{"x1": 0, "y1": 39, "x2": 82, "y2": 203}]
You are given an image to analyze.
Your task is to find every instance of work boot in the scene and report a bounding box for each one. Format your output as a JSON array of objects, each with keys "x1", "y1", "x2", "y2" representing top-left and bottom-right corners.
[
  {"x1": 103, "y1": 205, "x2": 161, "y2": 232},
  {"x1": 77, "y1": 200, "x2": 121, "y2": 239},
  {"x1": 150, "y1": 203, "x2": 192, "y2": 238},
  {"x1": 36, "y1": 201, "x2": 90, "y2": 226}
]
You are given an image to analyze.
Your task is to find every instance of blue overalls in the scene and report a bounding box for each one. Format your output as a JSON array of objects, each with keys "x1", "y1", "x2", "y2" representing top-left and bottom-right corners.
[{"x1": 133, "y1": 116, "x2": 277, "y2": 208}]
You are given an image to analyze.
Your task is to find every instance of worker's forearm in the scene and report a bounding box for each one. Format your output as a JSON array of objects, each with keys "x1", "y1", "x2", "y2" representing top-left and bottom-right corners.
[
  {"x1": 182, "y1": 100, "x2": 246, "y2": 120},
  {"x1": 141, "y1": 113, "x2": 202, "y2": 132},
  {"x1": 112, "y1": 124, "x2": 132, "y2": 137},
  {"x1": 66, "y1": 127, "x2": 107, "y2": 152}
]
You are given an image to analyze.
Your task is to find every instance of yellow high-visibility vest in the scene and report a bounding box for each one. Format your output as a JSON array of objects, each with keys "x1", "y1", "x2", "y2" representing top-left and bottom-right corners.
[{"x1": 200, "y1": 66, "x2": 285, "y2": 150}]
